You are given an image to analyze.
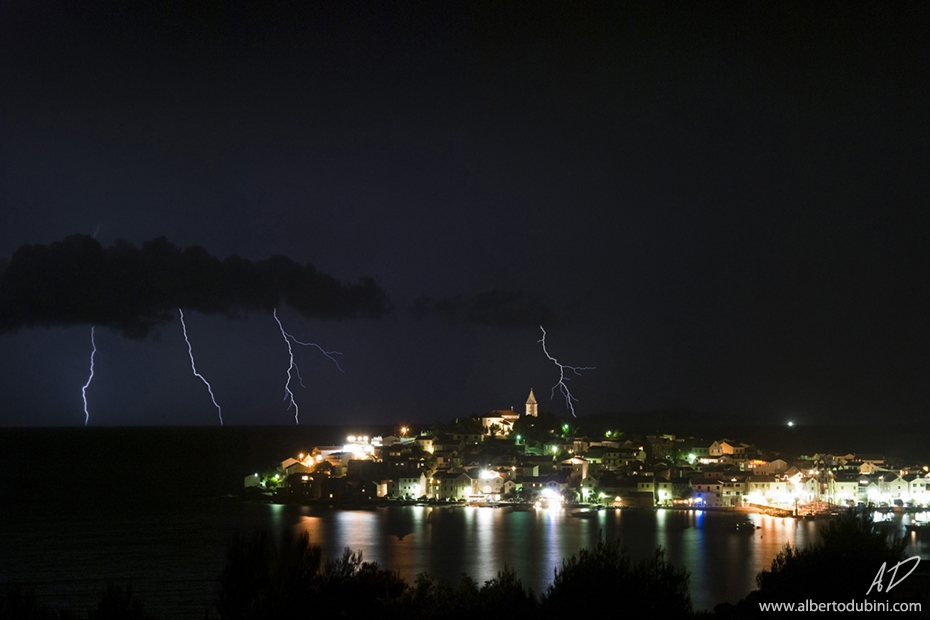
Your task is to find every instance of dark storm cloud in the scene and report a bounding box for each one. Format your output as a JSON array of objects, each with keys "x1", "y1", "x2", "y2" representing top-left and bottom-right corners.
[
  {"x1": 0, "y1": 235, "x2": 390, "y2": 337},
  {"x1": 411, "y1": 290, "x2": 556, "y2": 330}
]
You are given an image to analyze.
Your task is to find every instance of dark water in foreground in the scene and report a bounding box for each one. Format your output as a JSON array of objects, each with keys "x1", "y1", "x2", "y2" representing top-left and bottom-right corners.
[{"x1": 1, "y1": 427, "x2": 927, "y2": 618}]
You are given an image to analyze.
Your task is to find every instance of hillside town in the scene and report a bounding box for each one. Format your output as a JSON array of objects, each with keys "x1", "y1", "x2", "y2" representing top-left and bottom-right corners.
[{"x1": 245, "y1": 390, "x2": 930, "y2": 516}]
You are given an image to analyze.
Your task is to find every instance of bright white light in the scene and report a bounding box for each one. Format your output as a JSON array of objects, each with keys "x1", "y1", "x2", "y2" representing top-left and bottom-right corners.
[
  {"x1": 788, "y1": 421, "x2": 794, "y2": 427},
  {"x1": 343, "y1": 443, "x2": 371, "y2": 459}
]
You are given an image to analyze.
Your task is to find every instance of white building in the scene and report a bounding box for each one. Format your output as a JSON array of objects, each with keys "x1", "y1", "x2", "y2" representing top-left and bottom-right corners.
[
  {"x1": 480, "y1": 390, "x2": 538, "y2": 436},
  {"x1": 746, "y1": 475, "x2": 791, "y2": 506},
  {"x1": 389, "y1": 473, "x2": 427, "y2": 498}
]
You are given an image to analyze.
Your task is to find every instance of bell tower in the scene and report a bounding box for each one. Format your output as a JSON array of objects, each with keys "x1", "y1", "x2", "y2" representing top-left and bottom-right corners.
[{"x1": 525, "y1": 388, "x2": 538, "y2": 417}]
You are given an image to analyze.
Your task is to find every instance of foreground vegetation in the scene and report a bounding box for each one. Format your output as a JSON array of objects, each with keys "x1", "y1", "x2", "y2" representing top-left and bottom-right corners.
[
  {"x1": 3, "y1": 509, "x2": 924, "y2": 619},
  {"x1": 215, "y1": 530, "x2": 692, "y2": 619},
  {"x1": 715, "y1": 508, "x2": 924, "y2": 616},
  {"x1": 1, "y1": 534, "x2": 691, "y2": 620}
]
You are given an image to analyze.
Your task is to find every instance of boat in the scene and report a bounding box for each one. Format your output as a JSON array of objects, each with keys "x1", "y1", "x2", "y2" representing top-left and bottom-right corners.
[
  {"x1": 570, "y1": 509, "x2": 598, "y2": 519},
  {"x1": 735, "y1": 519, "x2": 758, "y2": 532}
]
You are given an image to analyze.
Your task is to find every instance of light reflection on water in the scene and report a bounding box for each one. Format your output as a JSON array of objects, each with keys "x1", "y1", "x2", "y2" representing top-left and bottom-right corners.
[
  {"x1": 3, "y1": 502, "x2": 927, "y2": 618},
  {"x1": 291, "y1": 506, "x2": 927, "y2": 612}
]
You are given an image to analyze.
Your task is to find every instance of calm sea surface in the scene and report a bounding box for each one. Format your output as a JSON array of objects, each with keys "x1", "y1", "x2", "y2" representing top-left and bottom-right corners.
[{"x1": 1, "y1": 427, "x2": 927, "y2": 618}]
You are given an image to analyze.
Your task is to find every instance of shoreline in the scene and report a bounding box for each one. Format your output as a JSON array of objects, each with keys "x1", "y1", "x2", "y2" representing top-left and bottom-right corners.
[{"x1": 235, "y1": 494, "x2": 889, "y2": 519}]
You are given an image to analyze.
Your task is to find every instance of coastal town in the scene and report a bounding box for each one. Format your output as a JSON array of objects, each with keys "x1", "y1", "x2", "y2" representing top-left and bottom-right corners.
[{"x1": 245, "y1": 390, "x2": 930, "y2": 519}]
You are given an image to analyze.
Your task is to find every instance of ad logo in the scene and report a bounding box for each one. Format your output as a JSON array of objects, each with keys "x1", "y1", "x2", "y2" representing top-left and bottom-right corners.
[{"x1": 865, "y1": 556, "x2": 920, "y2": 596}]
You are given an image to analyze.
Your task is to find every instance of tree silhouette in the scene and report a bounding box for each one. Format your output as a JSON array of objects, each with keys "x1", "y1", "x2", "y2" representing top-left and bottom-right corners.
[
  {"x1": 216, "y1": 531, "x2": 405, "y2": 619},
  {"x1": 216, "y1": 530, "x2": 322, "y2": 619},
  {"x1": 388, "y1": 567, "x2": 537, "y2": 620},
  {"x1": 718, "y1": 507, "x2": 917, "y2": 616},
  {"x1": 88, "y1": 585, "x2": 151, "y2": 620},
  {"x1": 541, "y1": 536, "x2": 692, "y2": 618}
]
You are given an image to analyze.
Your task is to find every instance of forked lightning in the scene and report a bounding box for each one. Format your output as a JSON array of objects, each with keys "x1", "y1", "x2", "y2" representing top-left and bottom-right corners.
[{"x1": 539, "y1": 326, "x2": 594, "y2": 418}]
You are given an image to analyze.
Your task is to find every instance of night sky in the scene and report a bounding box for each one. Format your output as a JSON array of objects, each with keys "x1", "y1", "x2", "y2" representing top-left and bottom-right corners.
[{"x1": 1, "y1": 2, "x2": 928, "y2": 427}]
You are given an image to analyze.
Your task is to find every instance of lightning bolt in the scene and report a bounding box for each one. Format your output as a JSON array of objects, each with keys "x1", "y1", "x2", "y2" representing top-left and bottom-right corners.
[
  {"x1": 274, "y1": 310, "x2": 300, "y2": 423},
  {"x1": 538, "y1": 326, "x2": 594, "y2": 418},
  {"x1": 82, "y1": 326, "x2": 96, "y2": 426},
  {"x1": 178, "y1": 308, "x2": 223, "y2": 425},
  {"x1": 273, "y1": 308, "x2": 343, "y2": 424}
]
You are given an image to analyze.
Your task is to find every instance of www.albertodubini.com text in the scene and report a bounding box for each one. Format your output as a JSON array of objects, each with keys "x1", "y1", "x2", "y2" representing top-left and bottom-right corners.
[{"x1": 759, "y1": 600, "x2": 921, "y2": 613}]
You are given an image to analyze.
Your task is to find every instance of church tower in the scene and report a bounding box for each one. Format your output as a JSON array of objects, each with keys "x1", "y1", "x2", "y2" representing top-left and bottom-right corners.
[{"x1": 525, "y1": 388, "x2": 538, "y2": 417}]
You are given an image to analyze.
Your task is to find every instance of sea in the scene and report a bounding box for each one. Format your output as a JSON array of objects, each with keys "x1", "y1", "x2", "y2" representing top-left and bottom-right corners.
[{"x1": 1, "y1": 426, "x2": 927, "y2": 618}]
